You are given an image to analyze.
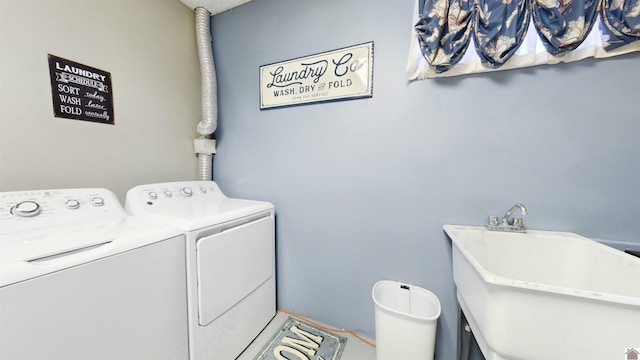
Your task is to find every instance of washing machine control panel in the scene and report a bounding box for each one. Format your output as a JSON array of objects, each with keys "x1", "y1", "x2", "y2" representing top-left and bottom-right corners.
[{"x1": 0, "y1": 188, "x2": 123, "y2": 233}]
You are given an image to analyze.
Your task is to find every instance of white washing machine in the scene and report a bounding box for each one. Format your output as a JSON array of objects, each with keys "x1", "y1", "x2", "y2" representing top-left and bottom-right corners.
[
  {"x1": 125, "y1": 180, "x2": 275, "y2": 360},
  {"x1": 0, "y1": 188, "x2": 189, "y2": 360}
]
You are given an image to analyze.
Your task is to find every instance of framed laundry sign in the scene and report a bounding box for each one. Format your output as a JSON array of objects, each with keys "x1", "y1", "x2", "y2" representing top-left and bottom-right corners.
[
  {"x1": 260, "y1": 42, "x2": 373, "y2": 110},
  {"x1": 48, "y1": 54, "x2": 114, "y2": 125}
]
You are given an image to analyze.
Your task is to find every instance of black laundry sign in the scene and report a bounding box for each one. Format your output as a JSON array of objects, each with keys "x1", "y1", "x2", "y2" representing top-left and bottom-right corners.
[{"x1": 48, "y1": 54, "x2": 114, "y2": 124}]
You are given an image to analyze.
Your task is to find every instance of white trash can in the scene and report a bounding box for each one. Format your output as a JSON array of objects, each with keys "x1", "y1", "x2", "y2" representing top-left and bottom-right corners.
[{"x1": 372, "y1": 280, "x2": 441, "y2": 360}]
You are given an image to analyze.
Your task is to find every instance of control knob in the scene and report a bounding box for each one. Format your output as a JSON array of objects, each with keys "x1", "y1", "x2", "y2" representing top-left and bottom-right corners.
[
  {"x1": 180, "y1": 187, "x2": 193, "y2": 197},
  {"x1": 11, "y1": 201, "x2": 42, "y2": 218},
  {"x1": 66, "y1": 199, "x2": 80, "y2": 210},
  {"x1": 91, "y1": 197, "x2": 105, "y2": 207}
]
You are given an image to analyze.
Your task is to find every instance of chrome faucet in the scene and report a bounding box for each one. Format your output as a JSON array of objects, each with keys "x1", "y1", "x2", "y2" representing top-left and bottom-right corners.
[
  {"x1": 487, "y1": 203, "x2": 528, "y2": 232},
  {"x1": 502, "y1": 203, "x2": 528, "y2": 225}
]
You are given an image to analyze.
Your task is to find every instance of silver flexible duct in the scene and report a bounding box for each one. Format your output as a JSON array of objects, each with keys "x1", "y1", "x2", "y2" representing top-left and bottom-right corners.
[
  {"x1": 198, "y1": 153, "x2": 213, "y2": 181},
  {"x1": 195, "y1": 7, "x2": 217, "y2": 136},
  {"x1": 194, "y1": 7, "x2": 217, "y2": 180}
]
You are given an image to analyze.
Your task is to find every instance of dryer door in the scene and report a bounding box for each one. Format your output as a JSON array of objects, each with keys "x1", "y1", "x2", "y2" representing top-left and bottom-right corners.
[{"x1": 196, "y1": 216, "x2": 274, "y2": 326}]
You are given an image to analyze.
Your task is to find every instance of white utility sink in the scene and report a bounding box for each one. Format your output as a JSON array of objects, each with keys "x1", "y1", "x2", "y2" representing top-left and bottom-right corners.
[{"x1": 443, "y1": 225, "x2": 640, "y2": 360}]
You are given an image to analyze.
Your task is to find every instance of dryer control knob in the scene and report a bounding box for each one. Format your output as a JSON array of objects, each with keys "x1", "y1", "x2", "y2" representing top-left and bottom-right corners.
[
  {"x1": 180, "y1": 187, "x2": 193, "y2": 197},
  {"x1": 148, "y1": 192, "x2": 158, "y2": 200},
  {"x1": 91, "y1": 197, "x2": 105, "y2": 207},
  {"x1": 11, "y1": 201, "x2": 42, "y2": 217}
]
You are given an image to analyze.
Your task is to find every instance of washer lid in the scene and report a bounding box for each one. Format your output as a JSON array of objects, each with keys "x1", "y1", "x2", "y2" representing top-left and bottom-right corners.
[
  {"x1": 0, "y1": 188, "x2": 183, "y2": 287},
  {"x1": 0, "y1": 216, "x2": 183, "y2": 287},
  {"x1": 125, "y1": 181, "x2": 274, "y2": 231}
]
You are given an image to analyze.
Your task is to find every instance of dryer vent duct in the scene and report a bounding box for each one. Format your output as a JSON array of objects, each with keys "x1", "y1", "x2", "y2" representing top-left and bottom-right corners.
[
  {"x1": 181, "y1": 0, "x2": 252, "y2": 180},
  {"x1": 179, "y1": 0, "x2": 253, "y2": 14}
]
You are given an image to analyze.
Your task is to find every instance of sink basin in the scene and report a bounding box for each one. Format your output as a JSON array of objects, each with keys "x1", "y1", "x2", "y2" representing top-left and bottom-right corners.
[{"x1": 443, "y1": 225, "x2": 640, "y2": 360}]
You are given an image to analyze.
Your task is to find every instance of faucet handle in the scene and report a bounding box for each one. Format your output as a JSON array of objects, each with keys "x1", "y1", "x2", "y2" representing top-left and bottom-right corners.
[
  {"x1": 488, "y1": 216, "x2": 499, "y2": 227},
  {"x1": 513, "y1": 217, "x2": 524, "y2": 229}
]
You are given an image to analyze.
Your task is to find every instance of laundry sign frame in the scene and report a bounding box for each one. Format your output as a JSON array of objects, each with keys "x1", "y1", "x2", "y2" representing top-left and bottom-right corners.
[
  {"x1": 47, "y1": 54, "x2": 114, "y2": 125},
  {"x1": 259, "y1": 41, "x2": 374, "y2": 110}
]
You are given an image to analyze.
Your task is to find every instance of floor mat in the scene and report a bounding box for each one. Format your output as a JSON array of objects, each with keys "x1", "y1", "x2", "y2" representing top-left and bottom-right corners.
[{"x1": 254, "y1": 316, "x2": 347, "y2": 360}]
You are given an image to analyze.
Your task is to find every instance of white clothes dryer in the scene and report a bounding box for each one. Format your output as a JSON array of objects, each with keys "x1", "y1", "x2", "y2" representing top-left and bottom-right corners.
[
  {"x1": 125, "y1": 181, "x2": 275, "y2": 360},
  {"x1": 0, "y1": 188, "x2": 188, "y2": 360}
]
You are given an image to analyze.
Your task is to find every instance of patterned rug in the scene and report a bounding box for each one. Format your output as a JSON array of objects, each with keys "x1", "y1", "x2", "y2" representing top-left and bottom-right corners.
[{"x1": 254, "y1": 317, "x2": 347, "y2": 360}]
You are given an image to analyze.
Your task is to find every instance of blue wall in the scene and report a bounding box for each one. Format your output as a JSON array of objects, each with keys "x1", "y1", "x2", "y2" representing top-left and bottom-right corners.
[{"x1": 209, "y1": 0, "x2": 640, "y2": 358}]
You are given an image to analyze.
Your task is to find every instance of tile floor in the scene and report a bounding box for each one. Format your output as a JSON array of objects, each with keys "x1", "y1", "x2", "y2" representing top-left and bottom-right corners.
[{"x1": 238, "y1": 311, "x2": 376, "y2": 360}]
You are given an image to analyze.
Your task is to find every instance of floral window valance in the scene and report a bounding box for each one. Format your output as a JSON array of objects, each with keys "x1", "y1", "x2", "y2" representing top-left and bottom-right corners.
[{"x1": 406, "y1": 0, "x2": 640, "y2": 78}]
